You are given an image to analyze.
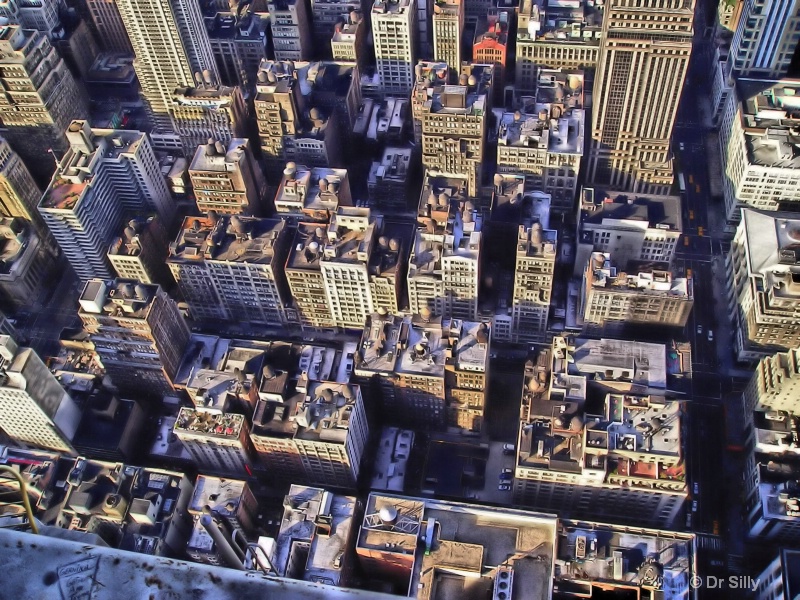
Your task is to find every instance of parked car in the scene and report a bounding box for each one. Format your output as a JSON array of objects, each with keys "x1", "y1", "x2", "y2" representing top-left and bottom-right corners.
[
  {"x1": 693, "y1": 483, "x2": 700, "y2": 496},
  {"x1": 498, "y1": 483, "x2": 512, "y2": 491},
  {"x1": 691, "y1": 500, "x2": 698, "y2": 512},
  {"x1": 707, "y1": 330, "x2": 714, "y2": 342},
  {"x1": 696, "y1": 325, "x2": 702, "y2": 335},
  {"x1": 500, "y1": 468, "x2": 513, "y2": 475},
  {"x1": 502, "y1": 443, "x2": 516, "y2": 455},
  {"x1": 499, "y1": 472, "x2": 513, "y2": 481}
]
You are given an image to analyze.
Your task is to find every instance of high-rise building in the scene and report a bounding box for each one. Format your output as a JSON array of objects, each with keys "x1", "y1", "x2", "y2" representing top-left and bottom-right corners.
[
  {"x1": 274, "y1": 162, "x2": 351, "y2": 223},
  {"x1": 515, "y1": 0, "x2": 602, "y2": 91},
  {"x1": 312, "y1": 0, "x2": 361, "y2": 54},
  {"x1": 285, "y1": 223, "x2": 337, "y2": 329},
  {"x1": 356, "y1": 312, "x2": 491, "y2": 431},
  {"x1": 586, "y1": 0, "x2": 694, "y2": 193},
  {"x1": 168, "y1": 215, "x2": 292, "y2": 325},
  {"x1": 726, "y1": 209, "x2": 800, "y2": 363},
  {"x1": 206, "y1": 12, "x2": 266, "y2": 89},
  {"x1": 496, "y1": 71, "x2": 585, "y2": 211},
  {"x1": 0, "y1": 138, "x2": 52, "y2": 245},
  {"x1": 0, "y1": 0, "x2": 59, "y2": 36},
  {"x1": 83, "y1": 0, "x2": 133, "y2": 53},
  {"x1": 251, "y1": 381, "x2": 369, "y2": 488},
  {"x1": 412, "y1": 64, "x2": 492, "y2": 199},
  {"x1": 39, "y1": 121, "x2": 174, "y2": 281},
  {"x1": 753, "y1": 549, "x2": 800, "y2": 599},
  {"x1": 170, "y1": 83, "x2": 247, "y2": 156},
  {"x1": 254, "y1": 60, "x2": 350, "y2": 176},
  {"x1": 369, "y1": 221, "x2": 413, "y2": 315},
  {"x1": 432, "y1": 0, "x2": 463, "y2": 77},
  {"x1": 730, "y1": 0, "x2": 800, "y2": 79},
  {"x1": 408, "y1": 172, "x2": 482, "y2": 320},
  {"x1": 268, "y1": 0, "x2": 312, "y2": 60},
  {"x1": 189, "y1": 138, "x2": 266, "y2": 216},
  {"x1": 320, "y1": 208, "x2": 380, "y2": 329},
  {"x1": 107, "y1": 215, "x2": 171, "y2": 285},
  {"x1": 0, "y1": 218, "x2": 54, "y2": 309},
  {"x1": 0, "y1": 335, "x2": 80, "y2": 454},
  {"x1": 473, "y1": 10, "x2": 509, "y2": 104},
  {"x1": 719, "y1": 79, "x2": 800, "y2": 226},
  {"x1": 116, "y1": 0, "x2": 218, "y2": 139},
  {"x1": 372, "y1": 0, "x2": 417, "y2": 96},
  {"x1": 502, "y1": 187, "x2": 558, "y2": 343},
  {"x1": 331, "y1": 10, "x2": 367, "y2": 66},
  {"x1": 174, "y1": 408, "x2": 257, "y2": 476},
  {"x1": 79, "y1": 279, "x2": 190, "y2": 398},
  {"x1": 0, "y1": 26, "x2": 88, "y2": 183},
  {"x1": 578, "y1": 253, "x2": 693, "y2": 335},
  {"x1": 367, "y1": 147, "x2": 413, "y2": 212},
  {"x1": 512, "y1": 337, "x2": 687, "y2": 528},
  {"x1": 574, "y1": 187, "x2": 683, "y2": 278},
  {"x1": 742, "y1": 350, "x2": 800, "y2": 543}
]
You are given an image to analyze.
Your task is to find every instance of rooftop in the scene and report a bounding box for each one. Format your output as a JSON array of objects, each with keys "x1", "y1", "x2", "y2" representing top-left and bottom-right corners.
[
  {"x1": 174, "y1": 408, "x2": 245, "y2": 439},
  {"x1": 518, "y1": 0, "x2": 603, "y2": 44},
  {"x1": 737, "y1": 78, "x2": 800, "y2": 169},
  {"x1": 587, "y1": 254, "x2": 692, "y2": 299},
  {"x1": 107, "y1": 216, "x2": 159, "y2": 259},
  {"x1": 189, "y1": 138, "x2": 252, "y2": 173},
  {"x1": 291, "y1": 381, "x2": 361, "y2": 443},
  {"x1": 579, "y1": 187, "x2": 683, "y2": 232},
  {"x1": 274, "y1": 485, "x2": 356, "y2": 586},
  {"x1": 497, "y1": 100, "x2": 584, "y2": 155},
  {"x1": 372, "y1": 0, "x2": 414, "y2": 16},
  {"x1": 78, "y1": 279, "x2": 158, "y2": 319},
  {"x1": 358, "y1": 493, "x2": 557, "y2": 600},
  {"x1": 371, "y1": 428, "x2": 414, "y2": 491},
  {"x1": 169, "y1": 215, "x2": 286, "y2": 265},
  {"x1": 255, "y1": 60, "x2": 356, "y2": 104},
  {"x1": 332, "y1": 10, "x2": 363, "y2": 42},
  {"x1": 474, "y1": 10, "x2": 510, "y2": 48},
  {"x1": 42, "y1": 121, "x2": 146, "y2": 210},
  {"x1": 320, "y1": 207, "x2": 378, "y2": 265},
  {"x1": 0, "y1": 217, "x2": 29, "y2": 274},
  {"x1": 275, "y1": 163, "x2": 349, "y2": 219},
  {"x1": 368, "y1": 146, "x2": 413, "y2": 186},
  {"x1": 413, "y1": 63, "x2": 492, "y2": 117},
  {"x1": 555, "y1": 521, "x2": 694, "y2": 598}
]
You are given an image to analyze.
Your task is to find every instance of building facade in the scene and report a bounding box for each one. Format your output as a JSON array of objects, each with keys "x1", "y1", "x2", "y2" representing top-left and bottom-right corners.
[
  {"x1": 0, "y1": 26, "x2": 88, "y2": 183},
  {"x1": 268, "y1": 0, "x2": 313, "y2": 61},
  {"x1": 189, "y1": 138, "x2": 266, "y2": 216},
  {"x1": 78, "y1": 279, "x2": 190, "y2": 398},
  {"x1": 372, "y1": 0, "x2": 417, "y2": 96},
  {"x1": 39, "y1": 121, "x2": 174, "y2": 281},
  {"x1": 116, "y1": 0, "x2": 218, "y2": 139},
  {"x1": 729, "y1": 0, "x2": 800, "y2": 79},
  {"x1": 585, "y1": 0, "x2": 694, "y2": 193},
  {"x1": 432, "y1": 0, "x2": 463, "y2": 77},
  {"x1": 726, "y1": 209, "x2": 800, "y2": 363},
  {"x1": 168, "y1": 215, "x2": 292, "y2": 325},
  {"x1": 579, "y1": 253, "x2": 694, "y2": 335},
  {"x1": 412, "y1": 63, "x2": 491, "y2": 199}
]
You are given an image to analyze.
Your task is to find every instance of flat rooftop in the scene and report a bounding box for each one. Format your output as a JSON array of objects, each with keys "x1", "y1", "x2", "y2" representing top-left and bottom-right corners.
[
  {"x1": 738, "y1": 78, "x2": 800, "y2": 169},
  {"x1": 358, "y1": 493, "x2": 557, "y2": 600},
  {"x1": 414, "y1": 64, "x2": 492, "y2": 117},
  {"x1": 555, "y1": 521, "x2": 694, "y2": 598},
  {"x1": 174, "y1": 407, "x2": 245, "y2": 439},
  {"x1": 497, "y1": 103, "x2": 584, "y2": 155},
  {"x1": 169, "y1": 215, "x2": 287, "y2": 265},
  {"x1": 580, "y1": 187, "x2": 683, "y2": 232}
]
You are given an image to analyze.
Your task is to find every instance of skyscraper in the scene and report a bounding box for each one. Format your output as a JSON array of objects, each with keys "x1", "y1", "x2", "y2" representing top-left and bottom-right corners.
[
  {"x1": 39, "y1": 121, "x2": 174, "y2": 281},
  {"x1": 730, "y1": 0, "x2": 800, "y2": 79},
  {"x1": 0, "y1": 138, "x2": 53, "y2": 246},
  {"x1": 372, "y1": 0, "x2": 418, "y2": 96},
  {"x1": 83, "y1": 0, "x2": 133, "y2": 53},
  {"x1": 412, "y1": 63, "x2": 492, "y2": 199},
  {"x1": 268, "y1": 0, "x2": 313, "y2": 61},
  {"x1": 116, "y1": 0, "x2": 218, "y2": 142},
  {"x1": 586, "y1": 0, "x2": 694, "y2": 193},
  {"x1": 0, "y1": 25, "x2": 88, "y2": 183},
  {"x1": 0, "y1": 335, "x2": 80, "y2": 454},
  {"x1": 432, "y1": 0, "x2": 463, "y2": 77},
  {"x1": 78, "y1": 279, "x2": 190, "y2": 398}
]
